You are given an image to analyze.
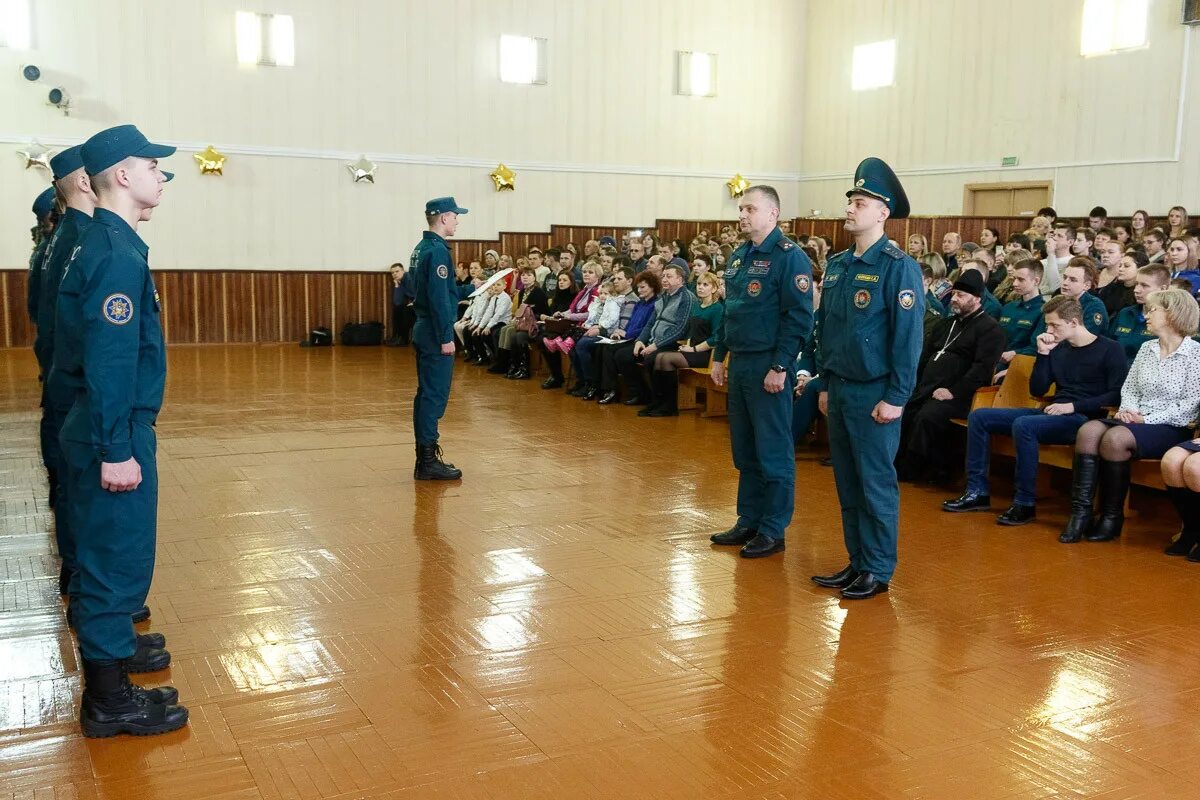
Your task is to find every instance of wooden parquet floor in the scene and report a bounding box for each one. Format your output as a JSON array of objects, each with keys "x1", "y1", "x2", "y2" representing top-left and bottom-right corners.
[{"x1": 1, "y1": 344, "x2": 1198, "y2": 799}]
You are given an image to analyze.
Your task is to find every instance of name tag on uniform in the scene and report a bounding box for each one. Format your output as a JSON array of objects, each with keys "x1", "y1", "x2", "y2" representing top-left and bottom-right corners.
[
  {"x1": 853, "y1": 273, "x2": 879, "y2": 283},
  {"x1": 748, "y1": 260, "x2": 770, "y2": 275},
  {"x1": 824, "y1": 273, "x2": 840, "y2": 284},
  {"x1": 1017, "y1": 319, "x2": 1032, "y2": 327},
  {"x1": 1116, "y1": 327, "x2": 1132, "y2": 334}
]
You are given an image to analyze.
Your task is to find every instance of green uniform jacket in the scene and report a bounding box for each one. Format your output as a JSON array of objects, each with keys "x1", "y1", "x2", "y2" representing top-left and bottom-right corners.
[
  {"x1": 999, "y1": 295, "x2": 1045, "y2": 355},
  {"x1": 35, "y1": 208, "x2": 90, "y2": 374},
  {"x1": 409, "y1": 230, "x2": 458, "y2": 344}
]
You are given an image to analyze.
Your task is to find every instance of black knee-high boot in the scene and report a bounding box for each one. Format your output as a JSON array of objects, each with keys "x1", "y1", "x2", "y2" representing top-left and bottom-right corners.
[
  {"x1": 1087, "y1": 459, "x2": 1131, "y2": 542},
  {"x1": 1165, "y1": 486, "x2": 1200, "y2": 556},
  {"x1": 1059, "y1": 454, "x2": 1099, "y2": 543},
  {"x1": 541, "y1": 350, "x2": 564, "y2": 389},
  {"x1": 642, "y1": 371, "x2": 679, "y2": 417},
  {"x1": 488, "y1": 348, "x2": 511, "y2": 374}
]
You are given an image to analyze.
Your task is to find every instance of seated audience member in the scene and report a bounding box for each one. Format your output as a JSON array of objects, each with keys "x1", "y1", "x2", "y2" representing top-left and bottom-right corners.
[
  {"x1": 963, "y1": 257, "x2": 1003, "y2": 319},
  {"x1": 941, "y1": 231, "x2": 961, "y2": 273},
  {"x1": 793, "y1": 339, "x2": 823, "y2": 446},
  {"x1": 614, "y1": 265, "x2": 693, "y2": 406},
  {"x1": 1027, "y1": 215, "x2": 1052, "y2": 240},
  {"x1": 558, "y1": 247, "x2": 581, "y2": 284},
  {"x1": 541, "y1": 248, "x2": 563, "y2": 291},
  {"x1": 453, "y1": 279, "x2": 490, "y2": 350},
  {"x1": 1143, "y1": 227, "x2": 1166, "y2": 263},
  {"x1": 897, "y1": 271, "x2": 1005, "y2": 482},
  {"x1": 1059, "y1": 289, "x2": 1200, "y2": 544},
  {"x1": 1099, "y1": 247, "x2": 1145, "y2": 318},
  {"x1": 994, "y1": 233, "x2": 1029, "y2": 289},
  {"x1": 1038, "y1": 206, "x2": 1058, "y2": 225},
  {"x1": 595, "y1": 272, "x2": 660, "y2": 404},
  {"x1": 1109, "y1": 263, "x2": 1170, "y2": 364},
  {"x1": 1088, "y1": 206, "x2": 1108, "y2": 232},
  {"x1": 990, "y1": 248, "x2": 1033, "y2": 304},
  {"x1": 540, "y1": 265, "x2": 600, "y2": 388},
  {"x1": 1164, "y1": 236, "x2": 1200, "y2": 294},
  {"x1": 994, "y1": 258, "x2": 1046, "y2": 374},
  {"x1": 1028, "y1": 257, "x2": 1109, "y2": 339},
  {"x1": 1043, "y1": 222, "x2": 1073, "y2": 296},
  {"x1": 906, "y1": 233, "x2": 928, "y2": 258},
  {"x1": 920, "y1": 264, "x2": 948, "y2": 338},
  {"x1": 1072, "y1": 227, "x2": 1096, "y2": 259},
  {"x1": 1113, "y1": 223, "x2": 1132, "y2": 246},
  {"x1": 943, "y1": 296, "x2": 1128, "y2": 526},
  {"x1": 467, "y1": 280, "x2": 513, "y2": 365},
  {"x1": 668, "y1": 256, "x2": 691, "y2": 281},
  {"x1": 1130, "y1": 210, "x2": 1153, "y2": 243},
  {"x1": 482, "y1": 249, "x2": 500, "y2": 277},
  {"x1": 1168, "y1": 205, "x2": 1189, "y2": 239},
  {"x1": 1161, "y1": 438, "x2": 1200, "y2": 557},
  {"x1": 494, "y1": 266, "x2": 551, "y2": 376},
  {"x1": 574, "y1": 264, "x2": 639, "y2": 400},
  {"x1": 566, "y1": 280, "x2": 622, "y2": 396},
  {"x1": 387, "y1": 262, "x2": 416, "y2": 346},
  {"x1": 598, "y1": 252, "x2": 615, "y2": 276},
  {"x1": 524, "y1": 271, "x2": 577, "y2": 380},
  {"x1": 640, "y1": 272, "x2": 725, "y2": 417},
  {"x1": 1093, "y1": 239, "x2": 1136, "y2": 315},
  {"x1": 978, "y1": 226, "x2": 1003, "y2": 259},
  {"x1": 1093, "y1": 227, "x2": 1116, "y2": 252}
]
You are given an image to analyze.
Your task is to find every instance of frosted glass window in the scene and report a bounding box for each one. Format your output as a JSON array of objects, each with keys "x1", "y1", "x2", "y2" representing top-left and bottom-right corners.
[
  {"x1": 677, "y1": 51, "x2": 717, "y2": 97},
  {"x1": 852, "y1": 40, "x2": 895, "y2": 91},
  {"x1": 500, "y1": 34, "x2": 546, "y2": 85},
  {"x1": 1081, "y1": 0, "x2": 1149, "y2": 56},
  {"x1": 236, "y1": 11, "x2": 295, "y2": 67}
]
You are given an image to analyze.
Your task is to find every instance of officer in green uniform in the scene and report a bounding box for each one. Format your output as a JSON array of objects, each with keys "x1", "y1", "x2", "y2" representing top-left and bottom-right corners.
[
  {"x1": 27, "y1": 188, "x2": 58, "y2": 323},
  {"x1": 55, "y1": 125, "x2": 186, "y2": 737},
  {"x1": 410, "y1": 197, "x2": 467, "y2": 481},
  {"x1": 708, "y1": 185, "x2": 814, "y2": 558},
  {"x1": 994, "y1": 259, "x2": 1046, "y2": 377},
  {"x1": 1109, "y1": 305, "x2": 1152, "y2": 362},
  {"x1": 811, "y1": 158, "x2": 925, "y2": 599}
]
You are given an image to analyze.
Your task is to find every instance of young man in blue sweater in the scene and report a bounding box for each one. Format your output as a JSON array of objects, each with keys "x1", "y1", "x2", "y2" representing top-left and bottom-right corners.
[{"x1": 943, "y1": 295, "x2": 1128, "y2": 526}]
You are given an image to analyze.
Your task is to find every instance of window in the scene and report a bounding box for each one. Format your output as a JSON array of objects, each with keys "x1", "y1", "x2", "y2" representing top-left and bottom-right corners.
[
  {"x1": 235, "y1": 11, "x2": 295, "y2": 67},
  {"x1": 499, "y1": 34, "x2": 546, "y2": 85},
  {"x1": 0, "y1": 0, "x2": 32, "y2": 50},
  {"x1": 676, "y1": 51, "x2": 717, "y2": 97},
  {"x1": 1081, "y1": 0, "x2": 1149, "y2": 56},
  {"x1": 851, "y1": 39, "x2": 895, "y2": 91}
]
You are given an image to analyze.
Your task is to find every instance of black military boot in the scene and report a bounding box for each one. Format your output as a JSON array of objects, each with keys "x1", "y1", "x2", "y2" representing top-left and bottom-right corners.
[
  {"x1": 59, "y1": 563, "x2": 74, "y2": 596},
  {"x1": 47, "y1": 467, "x2": 58, "y2": 508},
  {"x1": 1164, "y1": 486, "x2": 1200, "y2": 556},
  {"x1": 131, "y1": 605, "x2": 151, "y2": 624},
  {"x1": 1087, "y1": 459, "x2": 1131, "y2": 542},
  {"x1": 80, "y1": 658, "x2": 188, "y2": 738},
  {"x1": 127, "y1": 641, "x2": 171, "y2": 673},
  {"x1": 136, "y1": 632, "x2": 167, "y2": 650},
  {"x1": 414, "y1": 443, "x2": 463, "y2": 481},
  {"x1": 1059, "y1": 454, "x2": 1099, "y2": 543},
  {"x1": 644, "y1": 372, "x2": 679, "y2": 417}
]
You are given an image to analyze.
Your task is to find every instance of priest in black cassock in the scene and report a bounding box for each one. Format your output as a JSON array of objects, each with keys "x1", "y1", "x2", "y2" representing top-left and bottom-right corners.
[{"x1": 897, "y1": 270, "x2": 1006, "y2": 482}]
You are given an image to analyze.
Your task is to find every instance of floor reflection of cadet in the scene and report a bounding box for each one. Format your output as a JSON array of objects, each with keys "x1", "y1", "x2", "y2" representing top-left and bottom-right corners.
[
  {"x1": 410, "y1": 197, "x2": 468, "y2": 481},
  {"x1": 811, "y1": 159, "x2": 924, "y2": 600},
  {"x1": 708, "y1": 185, "x2": 815, "y2": 558},
  {"x1": 56, "y1": 125, "x2": 186, "y2": 737}
]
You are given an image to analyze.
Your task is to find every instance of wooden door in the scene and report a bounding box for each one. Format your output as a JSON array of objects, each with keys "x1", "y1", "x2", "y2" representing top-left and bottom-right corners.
[{"x1": 963, "y1": 182, "x2": 1052, "y2": 216}]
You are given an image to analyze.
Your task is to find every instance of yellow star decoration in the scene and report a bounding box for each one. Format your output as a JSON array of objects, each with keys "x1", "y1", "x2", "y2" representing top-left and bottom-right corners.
[
  {"x1": 18, "y1": 142, "x2": 52, "y2": 172},
  {"x1": 726, "y1": 173, "x2": 750, "y2": 199},
  {"x1": 194, "y1": 145, "x2": 226, "y2": 175},
  {"x1": 490, "y1": 163, "x2": 516, "y2": 191},
  {"x1": 347, "y1": 156, "x2": 377, "y2": 183}
]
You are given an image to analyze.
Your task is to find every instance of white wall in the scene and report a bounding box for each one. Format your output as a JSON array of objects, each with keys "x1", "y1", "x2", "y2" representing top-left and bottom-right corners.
[
  {"x1": 799, "y1": 0, "x2": 1199, "y2": 218},
  {"x1": 2, "y1": 0, "x2": 806, "y2": 270}
]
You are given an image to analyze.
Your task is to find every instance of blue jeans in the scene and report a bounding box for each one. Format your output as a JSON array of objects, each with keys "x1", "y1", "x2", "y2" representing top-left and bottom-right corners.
[{"x1": 965, "y1": 408, "x2": 1087, "y2": 506}]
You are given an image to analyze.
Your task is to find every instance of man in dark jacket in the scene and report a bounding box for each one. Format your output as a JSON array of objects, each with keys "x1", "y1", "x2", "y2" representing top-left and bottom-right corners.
[{"x1": 897, "y1": 270, "x2": 1005, "y2": 482}]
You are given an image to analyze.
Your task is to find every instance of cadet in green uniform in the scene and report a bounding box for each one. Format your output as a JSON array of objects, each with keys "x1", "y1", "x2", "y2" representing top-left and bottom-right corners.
[
  {"x1": 27, "y1": 188, "x2": 58, "y2": 323},
  {"x1": 708, "y1": 185, "x2": 815, "y2": 558},
  {"x1": 811, "y1": 158, "x2": 924, "y2": 600},
  {"x1": 1027, "y1": 257, "x2": 1109, "y2": 342},
  {"x1": 994, "y1": 258, "x2": 1046, "y2": 378},
  {"x1": 56, "y1": 125, "x2": 186, "y2": 737},
  {"x1": 35, "y1": 145, "x2": 95, "y2": 593},
  {"x1": 1110, "y1": 263, "x2": 1171, "y2": 362},
  {"x1": 410, "y1": 197, "x2": 467, "y2": 480}
]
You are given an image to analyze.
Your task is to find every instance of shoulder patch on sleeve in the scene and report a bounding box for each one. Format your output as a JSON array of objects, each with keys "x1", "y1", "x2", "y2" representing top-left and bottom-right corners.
[
  {"x1": 102, "y1": 293, "x2": 134, "y2": 325},
  {"x1": 437, "y1": 265, "x2": 449, "y2": 279},
  {"x1": 795, "y1": 274, "x2": 811, "y2": 293},
  {"x1": 898, "y1": 289, "x2": 916, "y2": 310}
]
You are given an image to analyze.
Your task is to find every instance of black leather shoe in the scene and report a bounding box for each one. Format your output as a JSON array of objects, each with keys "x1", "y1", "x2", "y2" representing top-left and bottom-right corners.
[
  {"x1": 622, "y1": 395, "x2": 648, "y2": 406},
  {"x1": 541, "y1": 377, "x2": 564, "y2": 390},
  {"x1": 644, "y1": 407, "x2": 678, "y2": 417},
  {"x1": 127, "y1": 644, "x2": 171, "y2": 673},
  {"x1": 841, "y1": 572, "x2": 889, "y2": 600},
  {"x1": 136, "y1": 632, "x2": 166, "y2": 650},
  {"x1": 565, "y1": 381, "x2": 587, "y2": 397},
  {"x1": 131, "y1": 605, "x2": 151, "y2": 624},
  {"x1": 710, "y1": 525, "x2": 756, "y2": 546},
  {"x1": 942, "y1": 492, "x2": 991, "y2": 512},
  {"x1": 811, "y1": 564, "x2": 860, "y2": 589},
  {"x1": 597, "y1": 390, "x2": 618, "y2": 405},
  {"x1": 819, "y1": 456, "x2": 834, "y2": 467},
  {"x1": 581, "y1": 386, "x2": 598, "y2": 401},
  {"x1": 80, "y1": 659, "x2": 188, "y2": 738},
  {"x1": 997, "y1": 503, "x2": 1036, "y2": 526},
  {"x1": 1165, "y1": 536, "x2": 1195, "y2": 556},
  {"x1": 740, "y1": 534, "x2": 785, "y2": 558}
]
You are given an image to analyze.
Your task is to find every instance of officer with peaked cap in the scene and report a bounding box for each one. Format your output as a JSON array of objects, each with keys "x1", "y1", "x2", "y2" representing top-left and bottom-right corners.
[
  {"x1": 810, "y1": 158, "x2": 925, "y2": 599},
  {"x1": 27, "y1": 187, "x2": 59, "y2": 323},
  {"x1": 410, "y1": 197, "x2": 468, "y2": 480},
  {"x1": 55, "y1": 124, "x2": 186, "y2": 736}
]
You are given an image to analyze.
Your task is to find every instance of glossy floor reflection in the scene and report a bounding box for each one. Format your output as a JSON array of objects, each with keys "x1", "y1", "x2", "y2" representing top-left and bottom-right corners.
[{"x1": 0, "y1": 344, "x2": 1197, "y2": 799}]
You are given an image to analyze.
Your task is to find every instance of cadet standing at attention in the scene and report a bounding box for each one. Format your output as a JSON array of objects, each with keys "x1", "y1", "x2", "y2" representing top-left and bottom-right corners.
[
  {"x1": 811, "y1": 158, "x2": 925, "y2": 599},
  {"x1": 56, "y1": 125, "x2": 186, "y2": 737},
  {"x1": 27, "y1": 187, "x2": 59, "y2": 324},
  {"x1": 708, "y1": 185, "x2": 815, "y2": 558},
  {"x1": 410, "y1": 197, "x2": 468, "y2": 481}
]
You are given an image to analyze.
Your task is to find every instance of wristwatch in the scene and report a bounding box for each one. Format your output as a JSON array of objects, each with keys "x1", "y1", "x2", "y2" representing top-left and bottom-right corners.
[{"x1": 770, "y1": 365, "x2": 788, "y2": 373}]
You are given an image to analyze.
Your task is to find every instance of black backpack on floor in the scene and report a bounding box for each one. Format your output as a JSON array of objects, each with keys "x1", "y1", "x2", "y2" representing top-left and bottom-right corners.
[{"x1": 340, "y1": 321, "x2": 385, "y2": 346}]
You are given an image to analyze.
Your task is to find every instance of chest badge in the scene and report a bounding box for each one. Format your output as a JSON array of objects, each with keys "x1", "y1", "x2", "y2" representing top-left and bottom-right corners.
[
  {"x1": 437, "y1": 265, "x2": 449, "y2": 279},
  {"x1": 795, "y1": 275, "x2": 810, "y2": 293},
  {"x1": 747, "y1": 280, "x2": 762, "y2": 297},
  {"x1": 898, "y1": 289, "x2": 915, "y2": 310},
  {"x1": 103, "y1": 293, "x2": 134, "y2": 325},
  {"x1": 853, "y1": 289, "x2": 871, "y2": 309},
  {"x1": 1093, "y1": 312, "x2": 1103, "y2": 327}
]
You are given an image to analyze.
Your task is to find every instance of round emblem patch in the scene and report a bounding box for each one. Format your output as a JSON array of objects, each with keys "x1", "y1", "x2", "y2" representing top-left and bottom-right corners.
[
  {"x1": 898, "y1": 289, "x2": 916, "y2": 310},
  {"x1": 795, "y1": 275, "x2": 811, "y2": 293},
  {"x1": 853, "y1": 289, "x2": 871, "y2": 309},
  {"x1": 103, "y1": 293, "x2": 133, "y2": 325},
  {"x1": 1093, "y1": 312, "x2": 1103, "y2": 326},
  {"x1": 437, "y1": 265, "x2": 449, "y2": 279},
  {"x1": 747, "y1": 280, "x2": 762, "y2": 297}
]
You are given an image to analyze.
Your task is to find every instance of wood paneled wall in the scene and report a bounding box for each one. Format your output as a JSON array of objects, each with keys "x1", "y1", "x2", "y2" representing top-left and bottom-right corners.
[{"x1": 0, "y1": 213, "x2": 1162, "y2": 349}]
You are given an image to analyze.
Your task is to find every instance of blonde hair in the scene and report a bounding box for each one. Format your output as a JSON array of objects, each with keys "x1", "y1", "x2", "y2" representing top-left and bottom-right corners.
[
  {"x1": 1146, "y1": 288, "x2": 1200, "y2": 336},
  {"x1": 696, "y1": 271, "x2": 721, "y2": 296},
  {"x1": 917, "y1": 252, "x2": 946, "y2": 279}
]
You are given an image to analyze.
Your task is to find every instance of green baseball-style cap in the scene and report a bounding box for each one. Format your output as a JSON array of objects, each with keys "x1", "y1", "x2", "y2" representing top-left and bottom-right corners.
[
  {"x1": 81, "y1": 124, "x2": 176, "y2": 176},
  {"x1": 425, "y1": 196, "x2": 468, "y2": 216},
  {"x1": 50, "y1": 145, "x2": 85, "y2": 180},
  {"x1": 846, "y1": 157, "x2": 910, "y2": 219},
  {"x1": 32, "y1": 187, "x2": 56, "y2": 218}
]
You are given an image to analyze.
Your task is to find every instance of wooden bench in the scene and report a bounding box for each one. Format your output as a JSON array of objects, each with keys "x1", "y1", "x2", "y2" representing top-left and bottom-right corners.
[
  {"x1": 954, "y1": 354, "x2": 1166, "y2": 493},
  {"x1": 678, "y1": 355, "x2": 729, "y2": 417}
]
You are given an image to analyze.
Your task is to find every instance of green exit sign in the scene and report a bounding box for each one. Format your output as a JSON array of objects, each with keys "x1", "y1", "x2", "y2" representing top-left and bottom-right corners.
[{"x1": 1001, "y1": 156, "x2": 1020, "y2": 167}]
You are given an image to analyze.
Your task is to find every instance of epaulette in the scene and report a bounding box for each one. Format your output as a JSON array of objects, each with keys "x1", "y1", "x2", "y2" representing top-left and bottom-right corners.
[
  {"x1": 829, "y1": 248, "x2": 850, "y2": 262},
  {"x1": 779, "y1": 240, "x2": 795, "y2": 251},
  {"x1": 882, "y1": 244, "x2": 906, "y2": 260}
]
